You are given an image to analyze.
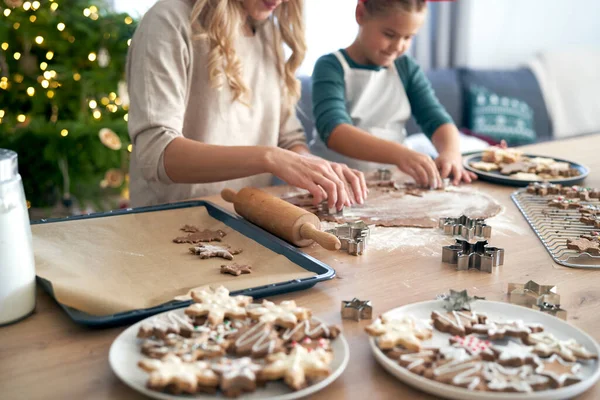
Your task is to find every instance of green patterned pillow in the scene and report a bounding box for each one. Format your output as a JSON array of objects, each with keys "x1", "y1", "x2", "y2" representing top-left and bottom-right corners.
[{"x1": 467, "y1": 85, "x2": 536, "y2": 146}]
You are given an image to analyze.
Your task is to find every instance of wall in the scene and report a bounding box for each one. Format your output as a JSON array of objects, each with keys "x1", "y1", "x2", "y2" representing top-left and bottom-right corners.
[{"x1": 457, "y1": 0, "x2": 600, "y2": 68}]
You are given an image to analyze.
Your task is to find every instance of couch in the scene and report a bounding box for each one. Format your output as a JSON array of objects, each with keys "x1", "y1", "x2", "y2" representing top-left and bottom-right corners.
[{"x1": 296, "y1": 66, "x2": 553, "y2": 148}]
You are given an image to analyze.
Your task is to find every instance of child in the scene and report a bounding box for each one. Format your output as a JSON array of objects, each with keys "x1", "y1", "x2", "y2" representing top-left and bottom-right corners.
[
  {"x1": 126, "y1": 0, "x2": 367, "y2": 209},
  {"x1": 311, "y1": 0, "x2": 476, "y2": 188}
]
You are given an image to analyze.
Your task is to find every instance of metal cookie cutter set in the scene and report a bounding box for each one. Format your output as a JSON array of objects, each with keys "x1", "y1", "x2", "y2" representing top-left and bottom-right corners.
[
  {"x1": 442, "y1": 238, "x2": 504, "y2": 273},
  {"x1": 439, "y1": 215, "x2": 492, "y2": 240},
  {"x1": 326, "y1": 221, "x2": 370, "y2": 255}
]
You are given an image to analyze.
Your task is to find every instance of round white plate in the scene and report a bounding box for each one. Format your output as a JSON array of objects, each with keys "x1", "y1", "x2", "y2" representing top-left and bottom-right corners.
[
  {"x1": 369, "y1": 300, "x2": 600, "y2": 400},
  {"x1": 109, "y1": 309, "x2": 349, "y2": 400}
]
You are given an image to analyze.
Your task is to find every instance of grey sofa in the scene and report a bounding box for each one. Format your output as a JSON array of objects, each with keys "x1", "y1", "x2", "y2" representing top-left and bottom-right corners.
[{"x1": 296, "y1": 67, "x2": 552, "y2": 146}]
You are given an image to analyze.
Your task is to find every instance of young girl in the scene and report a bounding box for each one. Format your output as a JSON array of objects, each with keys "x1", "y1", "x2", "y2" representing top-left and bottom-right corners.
[
  {"x1": 311, "y1": 0, "x2": 476, "y2": 188},
  {"x1": 126, "y1": 0, "x2": 367, "y2": 209}
]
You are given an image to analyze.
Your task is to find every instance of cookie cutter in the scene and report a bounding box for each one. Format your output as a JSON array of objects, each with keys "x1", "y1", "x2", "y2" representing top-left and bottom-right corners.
[
  {"x1": 375, "y1": 168, "x2": 392, "y2": 181},
  {"x1": 341, "y1": 298, "x2": 373, "y2": 321},
  {"x1": 318, "y1": 200, "x2": 345, "y2": 217},
  {"x1": 442, "y1": 239, "x2": 504, "y2": 273},
  {"x1": 439, "y1": 215, "x2": 492, "y2": 240},
  {"x1": 507, "y1": 280, "x2": 560, "y2": 309},
  {"x1": 532, "y1": 299, "x2": 567, "y2": 320},
  {"x1": 326, "y1": 221, "x2": 370, "y2": 256}
]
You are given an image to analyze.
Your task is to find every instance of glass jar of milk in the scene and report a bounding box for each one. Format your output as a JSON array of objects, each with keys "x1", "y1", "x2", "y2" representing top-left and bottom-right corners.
[{"x1": 0, "y1": 149, "x2": 36, "y2": 325}]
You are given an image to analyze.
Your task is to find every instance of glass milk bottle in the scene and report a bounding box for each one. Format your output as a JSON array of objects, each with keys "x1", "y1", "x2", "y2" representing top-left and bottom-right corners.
[{"x1": 0, "y1": 149, "x2": 36, "y2": 325}]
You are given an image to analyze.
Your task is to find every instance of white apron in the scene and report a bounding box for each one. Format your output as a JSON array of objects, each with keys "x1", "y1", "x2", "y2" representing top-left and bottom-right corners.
[{"x1": 310, "y1": 50, "x2": 412, "y2": 172}]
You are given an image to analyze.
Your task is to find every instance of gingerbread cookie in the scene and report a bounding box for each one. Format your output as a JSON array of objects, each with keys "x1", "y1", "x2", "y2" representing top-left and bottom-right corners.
[
  {"x1": 189, "y1": 244, "x2": 243, "y2": 260},
  {"x1": 432, "y1": 360, "x2": 486, "y2": 391},
  {"x1": 471, "y1": 320, "x2": 543, "y2": 340},
  {"x1": 192, "y1": 319, "x2": 244, "y2": 346},
  {"x1": 227, "y1": 321, "x2": 284, "y2": 358},
  {"x1": 287, "y1": 337, "x2": 332, "y2": 353},
  {"x1": 511, "y1": 172, "x2": 541, "y2": 181},
  {"x1": 483, "y1": 363, "x2": 550, "y2": 392},
  {"x1": 211, "y1": 356, "x2": 262, "y2": 397},
  {"x1": 138, "y1": 311, "x2": 195, "y2": 339},
  {"x1": 535, "y1": 354, "x2": 582, "y2": 388},
  {"x1": 431, "y1": 310, "x2": 487, "y2": 337},
  {"x1": 548, "y1": 197, "x2": 580, "y2": 210},
  {"x1": 398, "y1": 348, "x2": 439, "y2": 375},
  {"x1": 580, "y1": 204, "x2": 600, "y2": 215},
  {"x1": 500, "y1": 162, "x2": 535, "y2": 175},
  {"x1": 138, "y1": 354, "x2": 219, "y2": 394},
  {"x1": 580, "y1": 231, "x2": 600, "y2": 242},
  {"x1": 449, "y1": 335, "x2": 494, "y2": 360},
  {"x1": 470, "y1": 161, "x2": 499, "y2": 172},
  {"x1": 247, "y1": 300, "x2": 311, "y2": 329},
  {"x1": 566, "y1": 237, "x2": 600, "y2": 255},
  {"x1": 260, "y1": 345, "x2": 332, "y2": 391},
  {"x1": 185, "y1": 286, "x2": 252, "y2": 326},
  {"x1": 220, "y1": 263, "x2": 252, "y2": 276},
  {"x1": 279, "y1": 319, "x2": 341, "y2": 343},
  {"x1": 366, "y1": 315, "x2": 432, "y2": 351},
  {"x1": 525, "y1": 332, "x2": 598, "y2": 361},
  {"x1": 580, "y1": 215, "x2": 600, "y2": 229},
  {"x1": 140, "y1": 333, "x2": 225, "y2": 361},
  {"x1": 173, "y1": 228, "x2": 226, "y2": 244},
  {"x1": 490, "y1": 341, "x2": 538, "y2": 367}
]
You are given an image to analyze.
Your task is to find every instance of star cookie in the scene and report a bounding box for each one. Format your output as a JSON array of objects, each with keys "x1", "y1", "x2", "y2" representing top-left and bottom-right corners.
[
  {"x1": 184, "y1": 286, "x2": 252, "y2": 326},
  {"x1": 211, "y1": 357, "x2": 262, "y2": 397},
  {"x1": 470, "y1": 161, "x2": 500, "y2": 172},
  {"x1": 471, "y1": 319, "x2": 543, "y2": 340},
  {"x1": 535, "y1": 354, "x2": 582, "y2": 388},
  {"x1": 138, "y1": 311, "x2": 195, "y2": 339},
  {"x1": 138, "y1": 354, "x2": 219, "y2": 394},
  {"x1": 430, "y1": 310, "x2": 487, "y2": 336},
  {"x1": 279, "y1": 319, "x2": 341, "y2": 342},
  {"x1": 220, "y1": 263, "x2": 252, "y2": 276},
  {"x1": 227, "y1": 321, "x2": 284, "y2": 358},
  {"x1": 490, "y1": 341, "x2": 538, "y2": 367},
  {"x1": 548, "y1": 196, "x2": 581, "y2": 209},
  {"x1": 483, "y1": 363, "x2": 550, "y2": 392},
  {"x1": 365, "y1": 315, "x2": 432, "y2": 351},
  {"x1": 449, "y1": 335, "x2": 494, "y2": 360},
  {"x1": 566, "y1": 237, "x2": 600, "y2": 255},
  {"x1": 398, "y1": 348, "x2": 439, "y2": 375},
  {"x1": 247, "y1": 300, "x2": 311, "y2": 329},
  {"x1": 525, "y1": 332, "x2": 598, "y2": 362},
  {"x1": 140, "y1": 333, "x2": 225, "y2": 361},
  {"x1": 189, "y1": 244, "x2": 243, "y2": 260},
  {"x1": 260, "y1": 345, "x2": 332, "y2": 391}
]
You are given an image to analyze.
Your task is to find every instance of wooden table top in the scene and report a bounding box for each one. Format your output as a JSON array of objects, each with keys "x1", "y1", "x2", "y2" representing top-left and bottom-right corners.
[{"x1": 3, "y1": 134, "x2": 600, "y2": 399}]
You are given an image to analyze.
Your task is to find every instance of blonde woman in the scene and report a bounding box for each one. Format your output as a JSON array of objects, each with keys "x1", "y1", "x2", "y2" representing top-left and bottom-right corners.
[{"x1": 126, "y1": 0, "x2": 367, "y2": 209}]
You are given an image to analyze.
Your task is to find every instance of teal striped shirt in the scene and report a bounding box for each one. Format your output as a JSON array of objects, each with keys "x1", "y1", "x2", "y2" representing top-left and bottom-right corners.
[{"x1": 312, "y1": 49, "x2": 453, "y2": 145}]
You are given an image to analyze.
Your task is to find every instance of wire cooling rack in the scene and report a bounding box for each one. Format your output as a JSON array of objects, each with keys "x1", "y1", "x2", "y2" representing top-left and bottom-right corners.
[{"x1": 511, "y1": 190, "x2": 600, "y2": 269}]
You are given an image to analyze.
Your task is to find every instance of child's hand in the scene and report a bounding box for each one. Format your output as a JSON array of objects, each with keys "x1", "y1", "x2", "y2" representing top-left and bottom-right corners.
[
  {"x1": 395, "y1": 147, "x2": 442, "y2": 188},
  {"x1": 435, "y1": 151, "x2": 477, "y2": 185}
]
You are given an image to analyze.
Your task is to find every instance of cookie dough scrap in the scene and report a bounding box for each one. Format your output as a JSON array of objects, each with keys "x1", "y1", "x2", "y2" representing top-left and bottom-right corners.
[
  {"x1": 174, "y1": 228, "x2": 226, "y2": 244},
  {"x1": 260, "y1": 345, "x2": 332, "y2": 391},
  {"x1": 365, "y1": 314, "x2": 432, "y2": 351},
  {"x1": 189, "y1": 244, "x2": 243, "y2": 260},
  {"x1": 220, "y1": 263, "x2": 252, "y2": 276},
  {"x1": 185, "y1": 286, "x2": 252, "y2": 326},
  {"x1": 138, "y1": 354, "x2": 219, "y2": 394}
]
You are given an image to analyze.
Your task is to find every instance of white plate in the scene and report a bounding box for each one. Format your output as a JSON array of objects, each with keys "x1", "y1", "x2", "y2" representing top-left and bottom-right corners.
[
  {"x1": 369, "y1": 300, "x2": 600, "y2": 400},
  {"x1": 109, "y1": 309, "x2": 349, "y2": 400}
]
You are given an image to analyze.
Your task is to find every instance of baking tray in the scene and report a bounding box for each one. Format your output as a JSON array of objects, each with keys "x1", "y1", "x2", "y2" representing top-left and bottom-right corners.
[
  {"x1": 511, "y1": 190, "x2": 600, "y2": 269},
  {"x1": 31, "y1": 200, "x2": 335, "y2": 327}
]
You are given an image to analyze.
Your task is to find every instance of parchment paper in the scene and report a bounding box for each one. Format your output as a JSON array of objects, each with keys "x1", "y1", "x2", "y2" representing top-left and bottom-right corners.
[{"x1": 32, "y1": 207, "x2": 316, "y2": 316}]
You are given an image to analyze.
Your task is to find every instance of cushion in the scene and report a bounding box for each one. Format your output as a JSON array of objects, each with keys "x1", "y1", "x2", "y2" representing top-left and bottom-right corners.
[{"x1": 466, "y1": 85, "x2": 536, "y2": 146}]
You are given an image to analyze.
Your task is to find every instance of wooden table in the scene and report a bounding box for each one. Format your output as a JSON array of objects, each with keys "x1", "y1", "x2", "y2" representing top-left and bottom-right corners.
[{"x1": 3, "y1": 135, "x2": 600, "y2": 399}]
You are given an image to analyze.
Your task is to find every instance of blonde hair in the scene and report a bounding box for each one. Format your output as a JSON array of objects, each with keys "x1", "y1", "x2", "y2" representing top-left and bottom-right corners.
[
  {"x1": 363, "y1": 0, "x2": 427, "y2": 16},
  {"x1": 190, "y1": 0, "x2": 306, "y2": 108}
]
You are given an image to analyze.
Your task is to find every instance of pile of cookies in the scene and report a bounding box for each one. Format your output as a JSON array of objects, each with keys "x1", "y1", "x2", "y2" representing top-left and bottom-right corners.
[
  {"x1": 173, "y1": 225, "x2": 251, "y2": 276},
  {"x1": 366, "y1": 307, "x2": 598, "y2": 392},
  {"x1": 136, "y1": 286, "x2": 340, "y2": 397},
  {"x1": 470, "y1": 146, "x2": 580, "y2": 180}
]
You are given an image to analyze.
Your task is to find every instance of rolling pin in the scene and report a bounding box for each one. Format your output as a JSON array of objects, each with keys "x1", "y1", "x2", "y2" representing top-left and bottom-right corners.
[{"x1": 221, "y1": 187, "x2": 341, "y2": 251}]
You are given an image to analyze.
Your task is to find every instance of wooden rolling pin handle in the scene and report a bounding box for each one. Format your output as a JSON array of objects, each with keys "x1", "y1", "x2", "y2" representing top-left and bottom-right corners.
[
  {"x1": 221, "y1": 188, "x2": 237, "y2": 203},
  {"x1": 300, "y1": 223, "x2": 341, "y2": 251}
]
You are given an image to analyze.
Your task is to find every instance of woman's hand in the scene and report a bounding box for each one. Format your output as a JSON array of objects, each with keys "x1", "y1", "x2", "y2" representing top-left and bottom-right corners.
[
  {"x1": 266, "y1": 148, "x2": 367, "y2": 210},
  {"x1": 435, "y1": 151, "x2": 477, "y2": 185},
  {"x1": 395, "y1": 146, "x2": 442, "y2": 188}
]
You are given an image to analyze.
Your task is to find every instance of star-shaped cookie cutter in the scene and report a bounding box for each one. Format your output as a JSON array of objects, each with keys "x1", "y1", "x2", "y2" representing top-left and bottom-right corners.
[
  {"x1": 533, "y1": 299, "x2": 567, "y2": 320},
  {"x1": 442, "y1": 239, "x2": 504, "y2": 273},
  {"x1": 507, "y1": 280, "x2": 560, "y2": 309},
  {"x1": 326, "y1": 221, "x2": 370, "y2": 256},
  {"x1": 341, "y1": 298, "x2": 373, "y2": 321},
  {"x1": 439, "y1": 215, "x2": 492, "y2": 240}
]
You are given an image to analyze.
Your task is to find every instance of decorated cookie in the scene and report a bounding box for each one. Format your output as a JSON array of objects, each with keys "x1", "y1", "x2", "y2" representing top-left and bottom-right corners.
[
  {"x1": 227, "y1": 321, "x2": 284, "y2": 358},
  {"x1": 525, "y1": 332, "x2": 598, "y2": 362},
  {"x1": 279, "y1": 319, "x2": 341, "y2": 343},
  {"x1": 470, "y1": 161, "x2": 500, "y2": 172},
  {"x1": 140, "y1": 333, "x2": 225, "y2": 361},
  {"x1": 211, "y1": 357, "x2": 262, "y2": 397},
  {"x1": 365, "y1": 315, "x2": 432, "y2": 351},
  {"x1": 449, "y1": 335, "x2": 494, "y2": 360},
  {"x1": 580, "y1": 215, "x2": 600, "y2": 229},
  {"x1": 220, "y1": 263, "x2": 252, "y2": 276},
  {"x1": 483, "y1": 363, "x2": 550, "y2": 392},
  {"x1": 192, "y1": 319, "x2": 244, "y2": 346},
  {"x1": 500, "y1": 162, "x2": 535, "y2": 176},
  {"x1": 527, "y1": 182, "x2": 562, "y2": 196},
  {"x1": 287, "y1": 337, "x2": 332, "y2": 353},
  {"x1": 173, "y1": 228, "x2": 226, "y2": 244},
  {"x1": 247, "y1": 300, "x2": 311, "y2": 329},
  {"x1": 548, "y1": 196, "x2": 581, "y2": 210},
  {"x1": 260, "y1": 345, "x2": 332, "y2": 391},
  {"x1": 490, "y1": 341, "x2": 538, "y2": 367},
  {"x1": 566, "y1": 237, "x2": 600, "y2": 255},
  {"x1": 431, "y1": 310, "x2": 487, "y2": 337},
  {"x1": 535, "y1": 354, "x2": 582, "y2": 388},
  {"x1": 138, "y1": 354, "x2": 219, "y2": 394},
  {"x1": 580, "y1": 231, "x2": 600, "y2": 242},
  {"x1": 398, "y1": 348, "x2": 439, "y2": 376},
  {"x1": 189, "y1": 244, "x2": 243, "y2": 260},
  {"x1": 580, "y1": 205, "x2": 600, "y2": 215},
  {"x1": 185, "y1": 286, "x2": 252, "y2": 326},
  {"x1": 138, "y1": 311, "x2": 195, "y2": 339},
  {"x1": 432, "y1": 360, "x2": 486, "y2": 391},
  {"x1": 471, "y1": 320, "x2": 543, "y2": 340}
]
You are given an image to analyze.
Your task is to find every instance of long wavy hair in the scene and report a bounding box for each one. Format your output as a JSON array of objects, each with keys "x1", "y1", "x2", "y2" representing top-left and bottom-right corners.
[{"x1": 190, "y1": 0, "x2": 306, "y2": 108}]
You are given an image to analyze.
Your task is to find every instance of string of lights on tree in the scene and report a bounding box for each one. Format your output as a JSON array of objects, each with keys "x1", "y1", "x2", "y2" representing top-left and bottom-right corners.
[{"x1": 0, "y1": 0, "x2": 137, "y2": 209}]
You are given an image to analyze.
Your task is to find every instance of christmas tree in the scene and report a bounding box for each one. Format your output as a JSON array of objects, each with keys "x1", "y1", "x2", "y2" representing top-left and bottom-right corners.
[{"x1": 0, "y1": 0, "x2": 137, "y2": 212}]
